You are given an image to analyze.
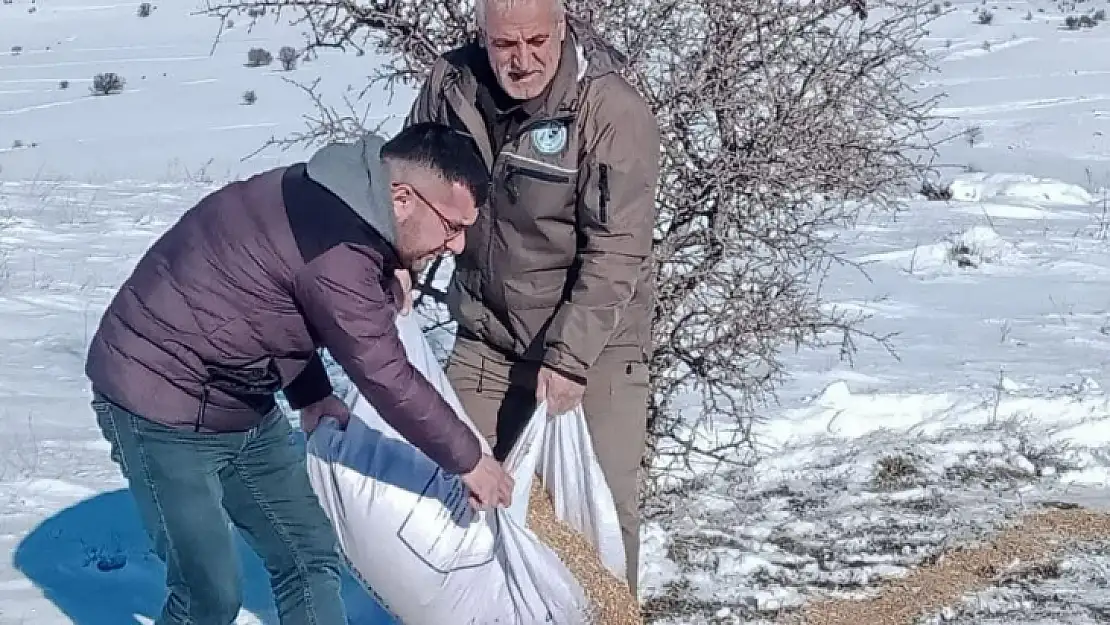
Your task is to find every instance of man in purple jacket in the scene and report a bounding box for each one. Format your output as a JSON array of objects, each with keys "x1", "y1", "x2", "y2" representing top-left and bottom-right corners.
[{"x1": 84, "y1": 122, "x2": 514, "y2": 625}]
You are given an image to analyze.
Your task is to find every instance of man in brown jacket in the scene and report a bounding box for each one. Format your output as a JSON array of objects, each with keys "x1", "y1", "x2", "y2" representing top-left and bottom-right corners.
[{"x1": 403, "y1": 0, "x2": 660, "y2": 592}]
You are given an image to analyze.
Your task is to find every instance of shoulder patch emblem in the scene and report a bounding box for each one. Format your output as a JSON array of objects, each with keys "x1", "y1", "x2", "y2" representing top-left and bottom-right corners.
[{"x1": 530, "y1": 121, "x2": 568, "y2": 155}]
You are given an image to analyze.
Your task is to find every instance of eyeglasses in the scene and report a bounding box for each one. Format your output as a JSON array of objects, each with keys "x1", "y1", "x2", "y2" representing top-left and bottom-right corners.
[{"x1": 406, "y1": 183, "x2": 468, "y2": 240}]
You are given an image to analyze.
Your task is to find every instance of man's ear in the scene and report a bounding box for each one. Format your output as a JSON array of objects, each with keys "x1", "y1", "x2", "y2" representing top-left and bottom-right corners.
[{"x1": 391, "y1": 182, "x2": 415, "y2": 220}]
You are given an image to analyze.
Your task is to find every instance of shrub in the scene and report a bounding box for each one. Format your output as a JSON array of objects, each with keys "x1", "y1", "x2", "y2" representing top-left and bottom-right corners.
[
  {"x1": 965, "y1": 125, "x2": 984, "y2": 146},
  {"x1": 137, "y1": 2, "x2": 151, "y2": 17},
  {"x1": 921, "y1": 180, "x2": 954, "y2": 201},
  {"x1": 242, "y1": 89, "x2": 257, "y2": 105},
  {"x1": 977, "y1": 9, "x2": 994, "y2": 24},
  {"x1": 90, "y1": 72, "x2": 125, "y2": 95},
  {"x1": 1064, "y1": 14, "x2": 1100, "y2": 29},
  {"x1": 245, "y1": 47, "x2": 272, "y2": 67},
  {"x1": 278, "y1": 46, "x2": 298, "y2": 71},
  {"x1": 59, "y1": 79, "x2": 69, "y2": 89}
]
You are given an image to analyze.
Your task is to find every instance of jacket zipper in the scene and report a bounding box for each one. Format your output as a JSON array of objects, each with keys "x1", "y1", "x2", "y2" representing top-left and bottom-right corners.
[
  {"x1": 195, "y1": 386, "x2": 209, "y2": 432},
  {"x1": 508, "y1": 165, "x2": 571, "y2": 183},
  {"x1": 598, "y1": 163, "x2": 610, "y2": 223},
  {"x1": 504, "y1": 164, "x2": 572, "y2": 203},
  {"x1": 500, "y1": 115, "x2": 576, "y2": 204}
]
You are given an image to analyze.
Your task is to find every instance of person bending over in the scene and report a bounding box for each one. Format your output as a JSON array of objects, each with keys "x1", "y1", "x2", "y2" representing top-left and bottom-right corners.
[{"x1": 84, "y1": 122, "x2": 514, "y2": 625}]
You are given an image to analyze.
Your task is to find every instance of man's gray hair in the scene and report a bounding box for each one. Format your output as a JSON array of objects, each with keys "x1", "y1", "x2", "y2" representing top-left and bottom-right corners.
[{"x1": 475, "y1": 0, "x2": 565, "y2": 30}]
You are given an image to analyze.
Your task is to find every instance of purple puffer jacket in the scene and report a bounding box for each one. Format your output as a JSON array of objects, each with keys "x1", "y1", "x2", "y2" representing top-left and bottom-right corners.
[{"x1": 84, "y1": 135, "x2": 482, "y2": 475}]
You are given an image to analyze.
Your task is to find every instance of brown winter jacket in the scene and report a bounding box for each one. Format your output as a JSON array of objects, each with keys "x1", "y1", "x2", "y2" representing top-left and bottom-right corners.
[
  {"x1": 404, "y1": 20, "x2": 660, "y2": 381},
  {"x1": 84, "y1": 135, "x2": 483, "y2": 475}
]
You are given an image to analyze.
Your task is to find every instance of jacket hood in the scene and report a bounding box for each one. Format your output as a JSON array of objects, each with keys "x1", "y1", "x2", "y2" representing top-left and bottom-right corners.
[
  {"x1": 566, "y1": 14, "x2": 628, "y2": 81},
  {"x1": 304, "y1": 133, "x2": 398, "y2": 246}
]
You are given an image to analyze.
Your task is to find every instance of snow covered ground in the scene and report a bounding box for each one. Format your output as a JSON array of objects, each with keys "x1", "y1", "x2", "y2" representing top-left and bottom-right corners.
[
  {"x1": 2, "y1": 0, "x2": 1110, "y2": 624},
  {"x1": 640, "y1": 171, "x2": 1110, "y2": 624}
]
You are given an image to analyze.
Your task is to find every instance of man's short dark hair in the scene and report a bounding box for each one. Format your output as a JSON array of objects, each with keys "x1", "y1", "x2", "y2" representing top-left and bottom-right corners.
[{"x1": 381, "y1": 122, "x2": 490, "y2": 207}]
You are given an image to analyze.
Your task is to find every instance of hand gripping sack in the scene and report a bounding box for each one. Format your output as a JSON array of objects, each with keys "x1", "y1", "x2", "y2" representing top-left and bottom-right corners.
[{"x1": 303, "y1": 313, "x2": 626, "y2": 624}]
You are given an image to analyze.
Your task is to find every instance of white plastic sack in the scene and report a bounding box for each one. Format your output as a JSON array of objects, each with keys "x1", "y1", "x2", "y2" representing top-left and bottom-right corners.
[
  {"x1": 304, "y1": 313, "x2": 626, "y2": 625},
  {"x1": 537, "y1": 410, "x2": 627, "y2": 579}
]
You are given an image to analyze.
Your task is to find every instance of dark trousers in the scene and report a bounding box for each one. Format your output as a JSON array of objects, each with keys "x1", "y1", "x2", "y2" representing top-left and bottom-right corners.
[
  {"x1": 443, "y1": 334, "x2": 651, "y2": 593},
  {"x1": 92, "y1": 394, "x2": 347, "y2": 625}
]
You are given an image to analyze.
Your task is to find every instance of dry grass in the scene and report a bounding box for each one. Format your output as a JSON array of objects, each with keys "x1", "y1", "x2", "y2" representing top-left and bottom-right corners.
[
  {"x1": 782, "y1": 504, "x2": 1110, "y2": 625},
  {"x1": 526, "y1": 476, "x2": 643, "y2": 625}
]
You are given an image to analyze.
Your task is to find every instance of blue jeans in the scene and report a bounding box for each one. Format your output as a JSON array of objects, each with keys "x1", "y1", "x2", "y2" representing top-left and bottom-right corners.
[{"x1": 92, "y1": 394, "x2": 347, "y2": 625}]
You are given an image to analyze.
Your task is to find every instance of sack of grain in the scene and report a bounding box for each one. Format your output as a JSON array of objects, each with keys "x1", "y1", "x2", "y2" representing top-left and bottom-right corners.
[{"x1": 303, "y1": 313, "x2": 630, "y2": 625}]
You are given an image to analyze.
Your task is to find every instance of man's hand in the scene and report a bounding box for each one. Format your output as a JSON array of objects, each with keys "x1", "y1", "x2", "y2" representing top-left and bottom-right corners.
[
  {"x1": 394, "y1": 268, "x2": 414, "y2": 315},
  {"x1": 536, "y1": 365, "x2": 586, "y2": 417},
  {"x1": 460, "y1": 454, "x2": 515, "y2": 511},
  {"x1": 300, "y1": 394, "x2": 351, "y2": 436}
]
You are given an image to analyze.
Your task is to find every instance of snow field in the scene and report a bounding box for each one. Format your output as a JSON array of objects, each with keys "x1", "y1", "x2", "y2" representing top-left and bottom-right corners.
[{"x1": 3, "y1": 0, "x2": 1110, "y2": 624}]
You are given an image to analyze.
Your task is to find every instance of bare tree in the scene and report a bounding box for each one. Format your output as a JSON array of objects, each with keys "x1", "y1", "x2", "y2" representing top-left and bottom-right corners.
[{"x1": 201, "y1": 0, "x2": 944, "y2": 487}]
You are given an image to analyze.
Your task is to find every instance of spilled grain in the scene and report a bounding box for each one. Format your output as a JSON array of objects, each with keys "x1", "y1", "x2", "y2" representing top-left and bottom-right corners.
[
  {"x1": 784, "y1": 504, "x2": 1110, "y2": 625},
  {"x1": 526, "y1": 477, "x2": 643, "y2": 625}
]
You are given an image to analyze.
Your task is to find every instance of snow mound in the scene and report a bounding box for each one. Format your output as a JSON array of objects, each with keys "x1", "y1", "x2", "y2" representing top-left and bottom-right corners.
[
  {"x1": 950, "y1": 202, "x2": 1086, "y2": 221},
  {"x1": 856, "y1": 225, "x2": 1022, "y2": 273},
  {"x1": 760, "y1": 379, "x2": 1110, "y2": 483},
  {"x1": 949, "y1": 173, "x2": 1095, "y2": 207},
  {"x1": 945, "y1": 225, "x2": 1022, "y2": 269}
]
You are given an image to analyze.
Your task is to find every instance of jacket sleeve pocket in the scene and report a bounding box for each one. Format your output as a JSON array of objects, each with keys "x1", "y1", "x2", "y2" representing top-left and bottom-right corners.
[{"x1": 577, "y1": 160, "x2": 612, "y2": 227}]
